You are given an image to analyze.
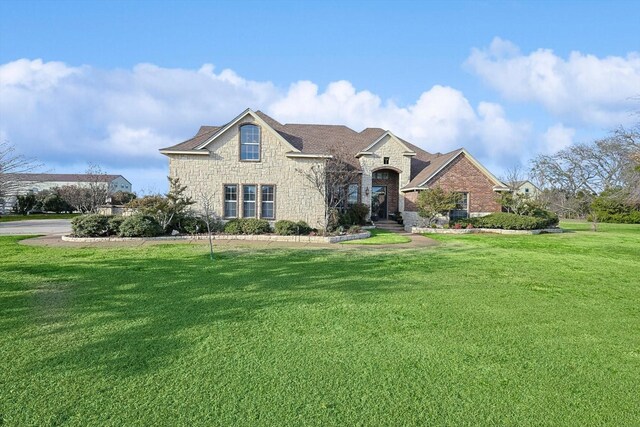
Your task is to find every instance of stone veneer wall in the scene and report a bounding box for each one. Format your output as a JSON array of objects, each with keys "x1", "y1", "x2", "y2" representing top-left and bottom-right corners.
[
  {"x1": 168, "y1": 115, "x2": 326, "y2": 228},
  {"x1": 358, "y1": 134, "x2": 413, "y2": 215}
]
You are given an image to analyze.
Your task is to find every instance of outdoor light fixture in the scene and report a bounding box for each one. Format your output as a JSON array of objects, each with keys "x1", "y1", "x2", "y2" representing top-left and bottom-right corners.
[{"x1": 365, "y1": 187, "x2": 370, "y2": 197}]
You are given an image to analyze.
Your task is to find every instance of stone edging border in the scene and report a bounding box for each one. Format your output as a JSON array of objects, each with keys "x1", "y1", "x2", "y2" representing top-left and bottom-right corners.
[
  {"x1": 412, "y1": 227, "x2": 563, "y2": 235},
  {"x1": 61, "y1": 231, "x2": 371, "y2": 244}
]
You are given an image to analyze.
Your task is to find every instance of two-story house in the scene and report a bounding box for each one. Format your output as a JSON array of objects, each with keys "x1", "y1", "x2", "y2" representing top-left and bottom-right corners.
[{"x1": 160, "y1": 109, "x2": 507, "y2": 229}]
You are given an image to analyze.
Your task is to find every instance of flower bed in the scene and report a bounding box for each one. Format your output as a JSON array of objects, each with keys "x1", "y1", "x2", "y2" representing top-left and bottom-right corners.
[
  {"x1": 412, "y1": 227, "x2": 563, "y2": 235},
  {"x1": 61, "y1": 231, "x2": 371, "y2": 244}
]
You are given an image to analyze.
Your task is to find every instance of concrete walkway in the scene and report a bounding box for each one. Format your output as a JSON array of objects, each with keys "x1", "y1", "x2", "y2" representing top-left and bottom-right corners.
[{"x1": 0, "y1": 219, "x2": 71, "y2": 236}]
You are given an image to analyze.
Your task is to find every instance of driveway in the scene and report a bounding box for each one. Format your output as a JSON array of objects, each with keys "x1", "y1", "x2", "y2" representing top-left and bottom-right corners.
[{"x1": 0, "y1": 219, "x2": 72, "y2": 236}]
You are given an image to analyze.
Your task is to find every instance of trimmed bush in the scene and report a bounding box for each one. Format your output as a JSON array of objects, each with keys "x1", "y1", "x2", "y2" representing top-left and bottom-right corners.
[
  {"x1": 274, "y1": 220, "x2": 297, "y2": 235},
  {"x1": 224, "y1": 219, "x2": 242, "y2": 234},
  {"x1": 275, "y1": 220, "x2": 312, "y2": 235},
  {"x1": 71, "y1": 214, "x2": 110, "y2": 237},
  {"x1": 224, "y1": 218, "x2": 272, "y2": 235},
  {"x1": 458, "y1": 212, "x2": 558, "y2": 230},
  {"x1": 179, "y1": 215, "x2": 207, "y2": 234},
  {"x1": 119, "y1": 214, "x2": 163, "y2": 237},
  {"x1": 340, "y1": 203, "x2": 369, "y2": 226},
  {"x1": 240, "y1": 218, "x2": 271, "y2": 234},
  {"x1": 347, "y1": 225, "x2": 362, "y2": 234},
  {"x1": 106, "y1": 216, "x2": 126, "y2": 236}
]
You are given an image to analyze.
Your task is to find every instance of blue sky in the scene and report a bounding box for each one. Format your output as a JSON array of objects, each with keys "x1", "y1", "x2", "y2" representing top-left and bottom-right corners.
[{"x1": 1, "y1": 0, "x2": 639, "y2": 192}]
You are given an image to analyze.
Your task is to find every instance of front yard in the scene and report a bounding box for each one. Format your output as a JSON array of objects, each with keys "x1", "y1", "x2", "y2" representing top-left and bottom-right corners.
[{"x1": 1, "y1": 221, "x2": 638, "y2": 425}]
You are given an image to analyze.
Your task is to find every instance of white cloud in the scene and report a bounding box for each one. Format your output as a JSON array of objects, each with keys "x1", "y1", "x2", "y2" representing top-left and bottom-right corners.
[
  {"x1": 467, "y1": 37, "x2": 640, "y2": 126},
  {"x1": 541, "y1": 123, "x2": 575, "y2": 154},
  {"x1": 3, "y1": 57, "x2": 603, "y2": 190},
  {"x1": 270, "y1": 81, "x2": 531, "y2": 161}
]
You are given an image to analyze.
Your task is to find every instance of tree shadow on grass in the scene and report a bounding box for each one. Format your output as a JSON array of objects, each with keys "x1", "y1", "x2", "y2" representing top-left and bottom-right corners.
[{"x1": 3, "y1": 245, "x2": 443, "y2": 377}]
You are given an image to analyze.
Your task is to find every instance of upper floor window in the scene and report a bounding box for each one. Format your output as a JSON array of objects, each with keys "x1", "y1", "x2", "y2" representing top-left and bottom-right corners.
[
  {"x1": 240, "y1": 124, "x2": 260, "y2": 161},
  {"x1": 383, "y1": 157, "x2": 390, "y2": 165}
]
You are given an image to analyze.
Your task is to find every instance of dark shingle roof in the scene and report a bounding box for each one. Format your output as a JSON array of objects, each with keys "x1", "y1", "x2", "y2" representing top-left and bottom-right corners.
[
  {"x1": 403, "y1": 149, "x2": 464, "y2": 189},
  {"x1": 8, "y1": 173, "x2": 126, "y2": 183},
  {"x1": 160, "y1": 110, "x2": 450, "y2": 180}
]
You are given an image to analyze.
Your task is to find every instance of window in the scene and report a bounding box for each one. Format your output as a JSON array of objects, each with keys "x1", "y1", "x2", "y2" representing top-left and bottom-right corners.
[
  {"x1": 383, "y1": 157, "x2": 390, "y2": 165},
  {"x1": 240, "y1": 124, "x2": 260, "y2": 161},
  {"x1": 224, "y1": 185, "x2": 238, "y2": 218},
  {"x1": 347, "y1": 184, "x2": 359, "y2": 206},
  {"x1": 524, "y1": 188, "x2": 529, "y2": 193},
  {"x1": 261, "y1": 185, "x2": 275, "y2": 219},
  {"x1": 373, "y1": 171, "x2": 389, "y2": 180},
  {"x1": 243, "y1": 185, "x2": 257, "y2": 217},
  {"x1": 449, "y1": 192, "x2": 469, "y2": 221}
]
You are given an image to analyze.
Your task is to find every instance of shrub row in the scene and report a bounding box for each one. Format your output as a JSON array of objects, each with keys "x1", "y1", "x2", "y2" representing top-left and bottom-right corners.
[
  {"x1": 71, "y1": 214, "x2": 163, "y2": 237},
  {"x1": 457, "y1": 211, "x2": 558, "y2": 230},
  {"x1": 223, "y1": 218, "x2": 272, "y2": 235},
  {"x1": 273, "y1": 220, "x2": 313, "y2": 235}
]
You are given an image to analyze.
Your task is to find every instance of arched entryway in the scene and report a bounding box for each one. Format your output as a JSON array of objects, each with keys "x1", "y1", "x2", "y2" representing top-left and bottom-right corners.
[{"x1": 370, "y1": 167, "x2": 400, "y2": 220}]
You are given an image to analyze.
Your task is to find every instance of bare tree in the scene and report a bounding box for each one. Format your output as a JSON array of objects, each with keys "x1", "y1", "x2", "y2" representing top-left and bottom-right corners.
[
  {"x1": 0, "y1": 141, "x2": 42, "y2": 211},
  {"x1": 498, "y1": 163, "x2": 533, "y2": 214},
  {"x1": 296, "y1": 146, "x2": 360, "y2": 234},
  {"x1": 198, "y1": 191, "x2": 219, "y2": 261},
  {"x1": 85, "y1": 164, "x2": 110, "y2": 213}
]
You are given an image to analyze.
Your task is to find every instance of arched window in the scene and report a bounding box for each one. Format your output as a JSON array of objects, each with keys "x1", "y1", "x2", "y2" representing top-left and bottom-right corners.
[{"x1": 240, "y1": 124, "x2": 260, "y2": 161}]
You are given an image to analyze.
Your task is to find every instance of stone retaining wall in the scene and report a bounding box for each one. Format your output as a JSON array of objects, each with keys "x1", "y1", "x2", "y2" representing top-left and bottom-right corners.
[
  {"x1": 412, "y1": 227, "x2": 563, "y2": 235},
  {"x1": 61, "y1": 231, "x2": 371, "y2": 244}
]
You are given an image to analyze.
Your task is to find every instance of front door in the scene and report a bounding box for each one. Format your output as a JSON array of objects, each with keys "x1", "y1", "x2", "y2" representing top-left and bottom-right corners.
[{"x1": 371, "y1": 185, "x2": 387, "y2": 219}]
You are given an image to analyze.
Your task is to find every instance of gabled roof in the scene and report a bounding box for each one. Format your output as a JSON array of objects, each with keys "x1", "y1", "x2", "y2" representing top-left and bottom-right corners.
[
  {"x1": 402, "y1": 149, "x2": 507, "y2": 191},
  {"x1": 7, "y1": 173, "x2": 130, "y2": 184},
  {"x1": 159, "y1": 109, "x2": 505, "y2": 187}
]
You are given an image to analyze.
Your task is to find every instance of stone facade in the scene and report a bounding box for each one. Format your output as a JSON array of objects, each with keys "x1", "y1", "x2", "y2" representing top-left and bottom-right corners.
[
  {"x1": 168, "y1": 115, "x2": 327, "y2": 228},
  {"x1": 164, "y1": 111, "x2": 505, "y2": 230},
  {"x1": 358, "y1": 134, "x2": 413, "y2": 214}
]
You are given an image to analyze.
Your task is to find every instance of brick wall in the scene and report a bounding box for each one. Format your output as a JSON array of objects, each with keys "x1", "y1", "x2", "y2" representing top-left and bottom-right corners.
[{"x1": 402, "y1": 153, "x2": 501, "y2": 214}]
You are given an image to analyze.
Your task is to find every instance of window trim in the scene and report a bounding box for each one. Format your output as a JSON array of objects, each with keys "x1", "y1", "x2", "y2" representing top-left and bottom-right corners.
[
  {"x1": 260, "y1": 184, "x2": 276, "y2": 219},
  {"x1": 242, "y1": 184, "x2": 258, "y2": 218},
  {"x1": 223, "y1": 184, "x2": 238, "y2": 219},
  {"x1": 238, "y1": 123, "x2": 261, "y2": 162}
]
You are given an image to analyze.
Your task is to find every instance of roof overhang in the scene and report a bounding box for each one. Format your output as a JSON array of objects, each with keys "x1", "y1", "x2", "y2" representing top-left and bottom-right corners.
[
  {"x1": 399, "y1": 187, "x2": 426, "y2": 193},
  {"x1": 417, "y1": 149, "x2": 506, "y2": 188},
  {"x1": 286, "y1": 153, "x2": 332, "y2": 159},
  {"x1": 159, "y1": 150, "x2": 210, "y2": 156}
]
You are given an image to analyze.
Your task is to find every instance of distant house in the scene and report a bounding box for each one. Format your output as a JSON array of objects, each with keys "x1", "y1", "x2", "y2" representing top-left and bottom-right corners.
[
  {"x1": 160, "y1": 108, "x2": 508, "y2": 229},
  {"x1": 511, "y1": 180, "x2": 541, "y2": 198},
  {"x1": 1, "y1": 173, "x2": 132, "y2": 213}
]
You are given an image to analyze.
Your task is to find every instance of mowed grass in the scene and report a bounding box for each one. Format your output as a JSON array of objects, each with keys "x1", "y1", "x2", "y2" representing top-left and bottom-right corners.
[
  {"x1": 0, "y1": 213, "x2": 79, "y2": 222},
  {"x1": 1, "y1": 222, "x2": 639, "y2": 426},
  {"x1": 341, "y1": 228, "x2": 411, "y2": 245}
]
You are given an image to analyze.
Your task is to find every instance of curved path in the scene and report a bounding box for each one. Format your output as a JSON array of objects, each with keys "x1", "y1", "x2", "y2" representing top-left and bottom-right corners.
[{"x1": 18, "y1": 230, "x2": 438, "y2": 250}]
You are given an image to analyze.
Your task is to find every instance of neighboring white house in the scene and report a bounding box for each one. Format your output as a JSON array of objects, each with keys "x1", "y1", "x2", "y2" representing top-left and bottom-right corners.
[
  {"x1": 1, "y1": 173, "x2": 132, "y2": 213},
  {"x1": 512, "y1": 180, "x2": 541, "y2": 198}
]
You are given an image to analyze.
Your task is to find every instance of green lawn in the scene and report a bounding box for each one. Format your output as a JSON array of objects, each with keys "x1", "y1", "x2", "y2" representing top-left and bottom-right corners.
[
  {"x1": 1, "y1": 222, "x2": 639, "y2": 425},
  {"x1": 0, "y1": 213, "x2": 79, "y2": 222},
  {"x1": 341, "y1": 228, "x2": 412, "y2": 245}
]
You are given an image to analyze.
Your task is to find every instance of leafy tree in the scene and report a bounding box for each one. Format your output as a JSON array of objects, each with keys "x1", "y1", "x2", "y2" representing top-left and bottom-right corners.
[
  {"x1": 41, "y1": 192, "x2": 72, "y2": 213},
  {"x1": 13, "y1": 193, "x2": 37, "y2": 214},
  {"x1": 416, "y1": 187, "x2": 457, "y2": 226},
  {"x1": 109, "y1": 191, "x2": 137, "y2": 205}
]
